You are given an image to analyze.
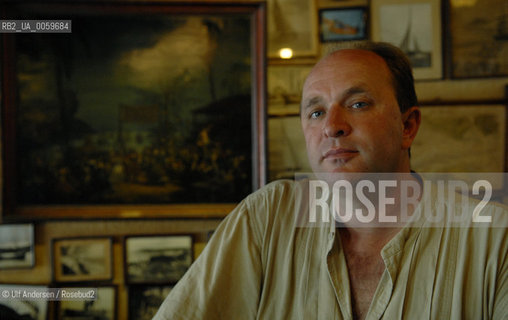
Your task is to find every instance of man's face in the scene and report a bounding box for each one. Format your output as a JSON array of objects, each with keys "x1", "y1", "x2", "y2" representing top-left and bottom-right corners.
[{"x1": 301, "y1": 49, "x2": 413, "y2": 174}]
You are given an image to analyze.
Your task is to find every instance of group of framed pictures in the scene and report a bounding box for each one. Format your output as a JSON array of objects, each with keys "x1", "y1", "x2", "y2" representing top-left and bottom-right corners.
[
  {"x1": 51, "y1": 234, "x2": 192, "y2": 285},
  {"x1": 0, "y1": 226, "x2": 192, "y2": 319},
  {"x1": 269, "y1": 0, "x2": 508, "y2": 80}
]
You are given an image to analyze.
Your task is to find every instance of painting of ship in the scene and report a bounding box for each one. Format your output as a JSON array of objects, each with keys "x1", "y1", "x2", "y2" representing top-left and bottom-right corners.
[{"x1": 399, "y1": 6, "x2": 431, "y2": 68}]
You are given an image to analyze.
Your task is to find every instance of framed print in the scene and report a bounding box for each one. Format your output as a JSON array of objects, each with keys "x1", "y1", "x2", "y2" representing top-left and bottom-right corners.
[
  {"x1": 0, "y1": 224, "x2": 34, "y2": 269},
  {"x1": 371, "y1": 0, "x2": 443, "y2": 79},
  {"x1": 125, "y1": 235, "x2": 193, "y2": 284},
  {"x1": 57, "y1": 286, "x2": 116, "y2": 320},
  {"x1": 449, "y1": 0, "x2": 508, "y2": 78},
  {"x1": 128, "y1": 285, "x2": 172, "y2": 320},
  {"x1": 319, "y1": 7, "x2": 368, "y2": 42},
  {"x1": 267, "y1": 65, "x2": 312, "y2": 116},
  {"x1": 267, "y1": 0, "x2": 318, "y2": 58},
  {"x1": 411, "y1": 104, "x2": 507, "y2": 176},
  {"x1": 1, "y1": 1, "x2": 266, "y2": 220},
  {"x1": 268, "y1": 116, "x2": 312, "y2": 181},
  {"x1": 53, "y1": 237, "x2": 113, "y2": 282},
  {"x1": 0, "y1": 285, "x2": 48, "y2": 320}
]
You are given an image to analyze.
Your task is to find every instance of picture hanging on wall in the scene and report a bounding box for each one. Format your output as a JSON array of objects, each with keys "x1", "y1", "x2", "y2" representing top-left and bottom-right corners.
[
  {"x1": 1, "y1": 1, "x2": 266, "y2": 220},
  {"x1": 267, "y1": 0, "x2": 318, "y2": 58},
  {"x1": 371, "y1": 0, "x2": 443, "y2": 79},
  {"x1": 0, "y1": 224, "x2": 34, "y2": 269},
  {"x1": 52, "y1": 237, "x2": 113, "y2": 282},
  {"x1": 128, "y1": 285, "x2": 173, "y2": 320},
  {"x1": 319, "y1": 7, "x2": 368, "y2": 42},
  {"x1": 411, "y1": 103, "x2": 507, "y2": 192},
  {"x1": 449, "y1": 0, "x2": 508, "y2": 78},
  {"x1": 125, "y1": 235, "x2": 193, "y2": 284},
  {"x1": 56, "y1": 286, "x2": 116, "y2": 320},
  {"x1": 0, "y1": 284, "x2": 49, "y2": 320}
]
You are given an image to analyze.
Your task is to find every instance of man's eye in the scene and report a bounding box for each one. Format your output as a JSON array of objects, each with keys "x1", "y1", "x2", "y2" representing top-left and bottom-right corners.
[
  {"x1": 310, "y1": 110, "x2": 324, "y2": 119},
  {"x1": 351, "y1": 101, "x2": 368, "y2": 109}
]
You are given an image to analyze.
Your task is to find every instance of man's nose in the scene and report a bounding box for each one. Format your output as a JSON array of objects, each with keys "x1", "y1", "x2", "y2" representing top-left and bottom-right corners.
[{"x1": 324, "y1": 105, "x2": 351, "y2": 138}]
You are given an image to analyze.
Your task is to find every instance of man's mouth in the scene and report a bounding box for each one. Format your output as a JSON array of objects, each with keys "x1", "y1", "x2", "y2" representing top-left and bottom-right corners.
[{"x1": 322, "y1": 148, "x2": 359, "y2": 161}]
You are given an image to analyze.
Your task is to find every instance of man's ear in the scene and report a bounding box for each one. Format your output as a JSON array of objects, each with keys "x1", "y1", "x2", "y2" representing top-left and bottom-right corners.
[{"x1": 402, "y1": 106, "x2": 421, "y2": 149}]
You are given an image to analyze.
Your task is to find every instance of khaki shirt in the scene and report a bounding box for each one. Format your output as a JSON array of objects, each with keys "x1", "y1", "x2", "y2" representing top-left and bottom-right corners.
[{"x1": 154, "y1": 180, "x2": 508, "y2": 319}]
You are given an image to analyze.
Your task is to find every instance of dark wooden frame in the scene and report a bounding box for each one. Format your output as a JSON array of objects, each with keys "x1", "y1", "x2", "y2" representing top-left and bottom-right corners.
[
  {"x1": 51, "y1": 236, "x2": 114, "y2": 283},
  {"x1": 124, "y1": 234, "x2": 193, "y2": 285},
  {"x1": 1, "y1": 1, "x2": 267, "y2": 220}
]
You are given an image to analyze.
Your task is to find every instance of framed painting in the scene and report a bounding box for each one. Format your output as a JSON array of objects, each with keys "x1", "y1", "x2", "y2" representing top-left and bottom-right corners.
[
  {"x1": 449, "y1": 0, "x2": 508, "y2": 78},
  {"x1": 0, "y1": 224, "x2": 34, "y2": 269},
  {"x1": 319, "y1": 7, "x2": 368, "y2": 42},
  {"x1": 56, "y1": 286, "x2": 116, "y2": 320},
  {"x1": 371, "y1": 0, "x2": 443, "y2": 80},
  {"x1": 411, "y1": 104, "x2": 507, "y2": 177},
  {"x1": 52, "y1": 237, "x2": 113, "y2": 282},
  {"x1": 267, "y1": 0, "x2": 318, "y2": 58},
  {"x1": 125, "y1": 234, "x2": 193, "y2": 284},
  {"x1": 1, "y1": 1, "x2": 267, "y2": 220},
  {"x1": 128, "y1": 285, "x2": 173, "y2": 320}
]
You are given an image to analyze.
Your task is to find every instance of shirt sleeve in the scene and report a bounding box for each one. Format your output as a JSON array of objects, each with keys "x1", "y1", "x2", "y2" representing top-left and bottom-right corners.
[
  {"x1": 152, "y1": 199, "x2": 264, "y2": 320},
  {"x1": 492, "y1": 228, "x2": 508, "y2": 319}
]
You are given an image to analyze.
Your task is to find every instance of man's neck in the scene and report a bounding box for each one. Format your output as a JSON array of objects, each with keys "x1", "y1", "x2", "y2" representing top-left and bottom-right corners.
[{"x1": 339, "y1": 226, "x2": 401, "y2": 255}]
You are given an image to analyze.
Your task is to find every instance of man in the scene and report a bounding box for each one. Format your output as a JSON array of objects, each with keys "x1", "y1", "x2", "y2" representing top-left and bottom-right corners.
[{"x1": 154, "y1": 42, "x2": 507, "y2": 319}]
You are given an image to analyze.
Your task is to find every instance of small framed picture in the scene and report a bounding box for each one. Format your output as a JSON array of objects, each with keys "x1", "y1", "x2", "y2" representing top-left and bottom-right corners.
[
  {"x1": 319, "y1": 7, "x2": 368, "y2": 42},
  {"x1": 125, "y1": 235, "x2": 193, "y2": 284},
  {"x1": 128, "y1": 285, "x2": 173, "y2": 320},
  {"x1": 56, "y1": 286, "x2": 116, "y2": 320},
  {"x1": 0, "y1": 284, "x2": 49, "y2": 320},
  {"x1": 52, "y1": 237, "x2": 113, "y2": 282},
  {"x1": 0, "y1": 224, "x2": 34, "y2": 269},
  {"x1": 371, "y1": 0, "x2": 443, "y2": 79}
]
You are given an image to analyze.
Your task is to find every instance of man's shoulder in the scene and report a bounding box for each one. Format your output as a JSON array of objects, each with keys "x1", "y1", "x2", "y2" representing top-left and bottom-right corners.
[
  {"x1": 240, "y1": 179, "x2": 310, "y2": 224},
  {"x1": 246, "y1": 179, "x2": 305, "y2": 202}
]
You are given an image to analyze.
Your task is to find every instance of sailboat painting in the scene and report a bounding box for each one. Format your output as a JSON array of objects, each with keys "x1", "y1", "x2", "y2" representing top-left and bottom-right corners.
[
  {"x1": 450, "y1": 0, "x2": 508, "y2": 78},
  {"x1": 371, "y1": 0, "x2": 442, "y2": 79}
]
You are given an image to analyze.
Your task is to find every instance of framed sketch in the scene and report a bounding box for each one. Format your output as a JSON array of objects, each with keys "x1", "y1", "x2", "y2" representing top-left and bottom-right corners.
[
  {"x1": 0, "y1": 284, "x2": 48, "y2": 320},
  {"x1": 52, "y1": 237, "x2": 113, "y2": 282},
  {"x1": 412, "y1": 104, "x2": 507, "y2": 176},
  {"x1": 0, "y1": 224, "x2": 34, "y2": 269},
  {"x1": 319, "y1": 7, "x2": 368, "y2": 42},
  {"x1": 449, "y1": 0, "x2": 508, "y2": 78},
  {"x1": 128, "y1": 285, "x2": 173, "y2": 320},
  {"x1": 267, "y1": 65, "x2": 312, "y2": 116},
  {"x1": 267, "y1": 0, "x2": 318, "y2": 58},
  {"x1": 371, "y1": 0, "x2": 443, "y2": 79},
  {"x1": 56, "y1": 286, "x2": 116, "y2": 320},
  {"x1": 268, "y1": 116, "x2": 312, "y2": 181},
  {"x1": 125, "y1": 235, "x2": 193, "y2": 284},
  {"x1": 1, "y1": 1, "x2": 266, "y2": 220}
]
